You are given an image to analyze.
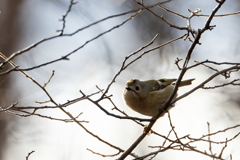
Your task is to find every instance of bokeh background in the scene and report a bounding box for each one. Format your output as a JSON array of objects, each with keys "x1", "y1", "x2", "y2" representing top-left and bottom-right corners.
[{"x1": 0, "y1": 0, "x2": 240, "y2": 159}]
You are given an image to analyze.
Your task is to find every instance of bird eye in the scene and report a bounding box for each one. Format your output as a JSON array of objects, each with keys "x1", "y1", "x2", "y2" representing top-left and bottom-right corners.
[
  {"x1": 159, "y1": 79, "x2": 166, "y2": 83},
  {"x1": 135, "y1": 86, "x2": 140, "y2": 91}
]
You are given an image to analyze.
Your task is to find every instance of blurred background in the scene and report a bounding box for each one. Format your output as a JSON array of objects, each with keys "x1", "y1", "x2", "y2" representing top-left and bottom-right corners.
[{"x1": 0, "y1": 0, "x2": 240, "y2": 159}]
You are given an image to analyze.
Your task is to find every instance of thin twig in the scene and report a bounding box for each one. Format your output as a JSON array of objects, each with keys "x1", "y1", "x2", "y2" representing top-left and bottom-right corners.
[
  {"x1": 0, "y1": 52, "x2": 125, "y2": 156},
  {"x1": 0, "y1": 2, "x2": 167, "y2": 71},
  {"x1": 58, "y1": 0, "x2": 77, "y2": 35},
  {"x1": 87, "y1": 148, "x2": 122, "y2": 158},
  {"x1": 197, "y1": 11, "x2": 240, "y2": 17},
  {"x1": 101, "y1": 34, "x2": 186, "y2": 101},
  {"x1": 0, "y1": 102, "x2": 18, "y2": 112},
  {"x1": 157, "y1": 4, "x2": 188, "y2": 19},
  {"x1": 43, "y1": 70, "x2": 55, "y2": 88},
  {"x1": 172, "y1": 65, "x2": 240, "y2": 104},
  {"x1": 207, "y1": 122, "x2": 215, "y2": 157},
  {"x1": 26, "y1": 150, "x2": 35, "y2": 160},
  {"x1": 118, "y1": 1, "x2": 227, "y2": 159}
]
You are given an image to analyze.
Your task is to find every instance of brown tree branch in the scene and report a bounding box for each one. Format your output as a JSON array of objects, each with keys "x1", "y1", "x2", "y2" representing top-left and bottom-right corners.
[{"x1": 118, "y1": 0, "x2": 227, "y2": 159}]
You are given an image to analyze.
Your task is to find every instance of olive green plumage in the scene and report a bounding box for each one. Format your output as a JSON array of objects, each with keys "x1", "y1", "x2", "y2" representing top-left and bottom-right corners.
[{"x1": 123, "y1": 78, "x2": 194, "y2": 116}]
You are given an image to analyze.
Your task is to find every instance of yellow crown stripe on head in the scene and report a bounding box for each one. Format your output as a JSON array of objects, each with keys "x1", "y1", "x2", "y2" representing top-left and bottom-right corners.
[{"x1": 128, "y1": 79, "x2": 136, "y2": 83}]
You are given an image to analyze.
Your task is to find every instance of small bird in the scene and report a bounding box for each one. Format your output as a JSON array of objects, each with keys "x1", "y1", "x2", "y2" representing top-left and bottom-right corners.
[{"x1": 123, "y1": 78, "x2": 195, "y2": 116}]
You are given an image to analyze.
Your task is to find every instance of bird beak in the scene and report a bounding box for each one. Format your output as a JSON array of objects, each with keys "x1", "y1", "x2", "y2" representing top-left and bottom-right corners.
[{"x1": 125, "y1": 87, "x2": 132, "y2": 91}]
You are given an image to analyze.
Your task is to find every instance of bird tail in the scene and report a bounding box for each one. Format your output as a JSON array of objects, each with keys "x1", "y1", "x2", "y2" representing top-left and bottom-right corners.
[{"x1": 172, "y1": 78, "x2": 195, "y2": 87}]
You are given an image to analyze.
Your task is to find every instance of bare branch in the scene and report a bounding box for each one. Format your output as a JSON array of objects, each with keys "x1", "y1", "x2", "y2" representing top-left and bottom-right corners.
[
  {"x1": 57, "y1": 0, "x2": 77, "y2": 35},
  {"x1": 118, "y1": 1, "x2": 228, "y2": 159},
  {"x1": 0, "y1": 52, "x2": 125, "y2": 155},
  {"x1": 157, "y1": 4, "x2": 188, "y2": 19},
  {"x1": 87, "y1": 148, "x2": 122, "y2": 158},
  {"x1": 196, "y1": 11, "x2": 240, "y2": 17},
  {"x1": 43, "y1": 70, "x2": 55, "y2": 88},
  {"x1": 0, "y1": 102, "x2": 18, "y2": 112},
  {"x1": 6, "y1": 109, "x2": 88, "y2": 123},
  {"x1": 207, "y1": 122, "x2": 215, "y2": 157},
  {"x1": 218, "y1": 139, "x2": 228, "y2": 159},
  {"x1": 0, "y1": 2, "x2": 169, "y2": 73},
  {"x1": 26, "y1": 150, "x2": 35, "y2": 160},
  {"x1": 167, "y1": 112, "x2": 180, "y2": 142},
  {"x1": 203, "y1": 79, "x2": 240, "y2": 89},
  {"x1": 1, "y1": 0, "x2": 239, "y2": 159},
  {"x1": 201, "y1": 0, "x2": 226, "y2": 32},
  {"x1": 194, "y1": 60, "x2": 219, "y2": 72},
  {"x1": 173, "y1": 65, "x2": 240, "y2": 103},
  {"x1": 101, "y1": 34, "x2": 186, "y2": 101}
]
